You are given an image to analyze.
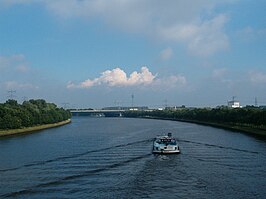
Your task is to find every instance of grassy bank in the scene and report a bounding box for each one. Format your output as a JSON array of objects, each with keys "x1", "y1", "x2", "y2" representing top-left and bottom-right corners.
[
  {"x1": 137, "y1": 116, "x2": 266, "y2": 138},
  {"x1": 124, "y1": 108, "x2": 266, "y2": 138},
  {"x1": 173, "y1": 118, "x2": 266, "y2": 137},
  {"x1": 0, "y1": 119, "x2": 71, "y2": 137}
]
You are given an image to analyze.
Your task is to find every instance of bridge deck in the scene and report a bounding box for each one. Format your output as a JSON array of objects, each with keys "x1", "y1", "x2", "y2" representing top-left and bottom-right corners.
[{"x1": 70, "y1": 110, "x2": 125, "y2": 117}]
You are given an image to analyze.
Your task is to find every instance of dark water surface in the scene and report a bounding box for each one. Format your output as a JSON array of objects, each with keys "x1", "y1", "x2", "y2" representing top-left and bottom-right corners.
[{"x1": 0, "y1": 117, "x2": 266, "y2": 198}]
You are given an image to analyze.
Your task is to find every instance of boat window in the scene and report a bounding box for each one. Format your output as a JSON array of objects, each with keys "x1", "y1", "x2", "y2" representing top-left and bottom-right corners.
[{"x1": 155, "y1": 138, "x2": 177, "y2": 145}]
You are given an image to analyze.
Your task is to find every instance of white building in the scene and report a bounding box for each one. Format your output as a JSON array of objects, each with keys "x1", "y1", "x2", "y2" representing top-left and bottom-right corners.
[{"x1": 228, "y1": 100, "x2": 242, "y2": 108}]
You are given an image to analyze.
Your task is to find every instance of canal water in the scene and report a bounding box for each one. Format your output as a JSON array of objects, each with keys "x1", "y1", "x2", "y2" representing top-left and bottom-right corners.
[{"x1": 0, "y1": 117, "x2": 266, "y2": 198}]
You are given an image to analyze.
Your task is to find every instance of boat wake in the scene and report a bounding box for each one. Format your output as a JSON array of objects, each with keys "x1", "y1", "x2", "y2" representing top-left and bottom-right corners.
[
  {"x1": 0, "y1": 139, "x2": 153, "y2": 173},
  {"x1": 1, "y1": 153, "x2": 151, "y2": 198},
  {"x1": 177, "y1": 139, "x2": 259, "y2": 154}
]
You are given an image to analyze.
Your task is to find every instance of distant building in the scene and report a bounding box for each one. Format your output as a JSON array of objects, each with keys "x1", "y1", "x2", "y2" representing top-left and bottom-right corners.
[{"x1": 228, "y1": 100, "x2": 241, "y2": 108}]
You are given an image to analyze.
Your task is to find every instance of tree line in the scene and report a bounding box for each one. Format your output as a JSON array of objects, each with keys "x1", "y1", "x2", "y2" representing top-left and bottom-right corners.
[
  {"x1": 0, "y1": 99, "x2": 71, "y2": 130},
  {"x1": 124, "y1": 107, "x2": 266, "y2": 128}
]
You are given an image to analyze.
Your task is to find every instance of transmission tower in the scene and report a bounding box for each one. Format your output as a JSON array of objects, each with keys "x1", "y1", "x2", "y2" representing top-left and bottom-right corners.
[
  {"x1": 255, "y1": 97, "x2": 258, "y2": 107},
  {"x1": 131, "y1": 94, "x2": 134, "y2": 107},
  {"x1": 164, "y1": 99, "x2": 168, "y2": 108}
]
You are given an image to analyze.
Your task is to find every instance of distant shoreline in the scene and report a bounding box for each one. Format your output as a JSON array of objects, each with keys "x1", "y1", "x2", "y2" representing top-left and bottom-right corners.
[
  {"x1": 0, "y1": 119, "x2": 71, "y2": 137},
  {"x1": 136, "y1": 116, "x2": 266, "y2": 138}
]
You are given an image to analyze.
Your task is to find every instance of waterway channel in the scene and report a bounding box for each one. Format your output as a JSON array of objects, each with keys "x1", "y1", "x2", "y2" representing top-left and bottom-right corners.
[{"x1": 0, "y1": 117, "x2": 265, "y2": 198}]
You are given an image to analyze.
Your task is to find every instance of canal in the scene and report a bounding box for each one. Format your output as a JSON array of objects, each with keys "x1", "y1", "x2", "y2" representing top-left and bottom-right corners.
[{"x1": 0, "y1": 117, "x2": 265, "y2": 198}]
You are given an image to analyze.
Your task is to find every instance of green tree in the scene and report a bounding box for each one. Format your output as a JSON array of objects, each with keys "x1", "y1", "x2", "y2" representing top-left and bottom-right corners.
[{"x1": 0, "y1": 99, "x2": 71, "y2": 130}]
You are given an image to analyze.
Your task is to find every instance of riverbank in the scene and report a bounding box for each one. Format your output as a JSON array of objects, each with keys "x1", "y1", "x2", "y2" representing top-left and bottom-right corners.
[
  {"x1": 0, "y1": 119, "x2": 71, "y2": 137},
  {"x1": 138, "y1": 116, "x2": 266, "y2": 138}
]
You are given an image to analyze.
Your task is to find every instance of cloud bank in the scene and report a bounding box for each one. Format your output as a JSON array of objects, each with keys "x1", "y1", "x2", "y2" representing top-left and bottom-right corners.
[
  {"x1": 67, "y1": 66, "x2": 187, "y2": 89},
  {"x1": 1, "y1": 0, "x2": 232, "y2": 56}
]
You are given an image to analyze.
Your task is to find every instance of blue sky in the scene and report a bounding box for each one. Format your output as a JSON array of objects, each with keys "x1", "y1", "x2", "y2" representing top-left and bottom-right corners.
[{"x1": 0, "y1": 0, "x2": 265, "y2": 108}]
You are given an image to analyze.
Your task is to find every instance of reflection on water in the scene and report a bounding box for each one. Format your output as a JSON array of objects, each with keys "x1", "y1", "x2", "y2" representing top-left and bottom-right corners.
[{"x1": 0, "y1": 117, "x2": 265, "y2": 198}]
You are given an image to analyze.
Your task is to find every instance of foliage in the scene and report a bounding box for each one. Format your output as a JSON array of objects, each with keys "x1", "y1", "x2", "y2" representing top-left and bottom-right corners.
[
  {"x1": 124, "y1": 107, "x2": 266, "y2": 127},
  {"x1": 0, "y1": 99, "x2": 71, "y2": 130}
]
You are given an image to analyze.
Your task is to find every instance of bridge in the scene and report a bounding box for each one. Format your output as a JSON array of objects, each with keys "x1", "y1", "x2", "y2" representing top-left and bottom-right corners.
[{"x1": 70, "y1": 109, "x2": 126, "y2": 117}]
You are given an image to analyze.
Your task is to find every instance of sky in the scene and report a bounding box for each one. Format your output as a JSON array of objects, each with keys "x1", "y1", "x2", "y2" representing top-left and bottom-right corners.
[{"x1": 0, "y1": 0, "x2": 265, "y2": 108}]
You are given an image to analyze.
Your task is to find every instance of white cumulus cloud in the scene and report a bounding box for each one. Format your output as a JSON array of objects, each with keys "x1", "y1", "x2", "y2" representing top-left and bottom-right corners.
[
  {"x1": 67, "y1": 66, "x2": 157, "y2": 88},
  {"x1": 67, "y1": 66, "x2": 188, "y2": 90}
]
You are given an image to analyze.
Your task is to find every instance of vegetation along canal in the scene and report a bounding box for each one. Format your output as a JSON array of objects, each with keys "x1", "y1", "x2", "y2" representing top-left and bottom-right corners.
[{"x1": 0, "y1": 117, "x2": 265, "y2": 198}]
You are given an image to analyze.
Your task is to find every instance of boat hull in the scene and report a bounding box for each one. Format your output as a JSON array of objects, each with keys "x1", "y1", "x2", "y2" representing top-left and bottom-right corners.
[{"x1": 152, "y1": 149, "x2": 180, "y2": 154}]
